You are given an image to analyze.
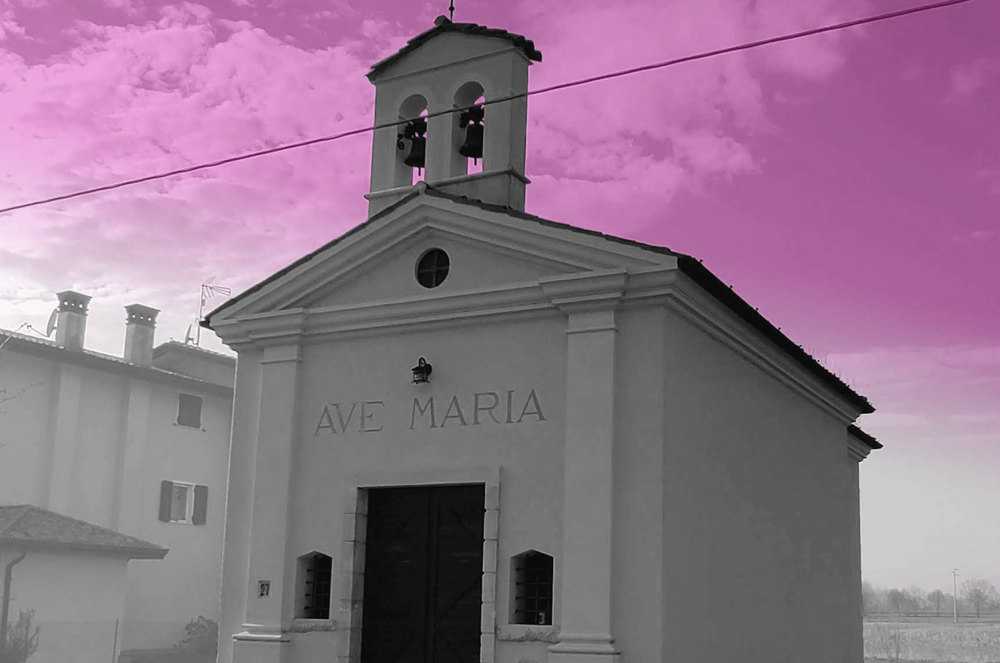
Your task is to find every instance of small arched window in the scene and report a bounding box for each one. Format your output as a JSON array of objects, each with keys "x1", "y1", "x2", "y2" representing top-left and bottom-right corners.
[
  {"x1": 295, "y1": 551, "x2": 333, "y2": 619},
  {"x1": 510, "y1": 549, "x2": 554, "y2": 625}
]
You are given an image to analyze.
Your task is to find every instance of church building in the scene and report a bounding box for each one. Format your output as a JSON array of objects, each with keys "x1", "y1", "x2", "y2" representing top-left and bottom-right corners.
[{"x1": 205, "y1": 16, "x2": 881, "y2": 663}]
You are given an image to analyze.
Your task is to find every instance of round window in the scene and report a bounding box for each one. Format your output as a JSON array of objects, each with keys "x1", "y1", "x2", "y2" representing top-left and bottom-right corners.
[{"x1": 416, "y1": 248, "x2": 450, "y2": 289}]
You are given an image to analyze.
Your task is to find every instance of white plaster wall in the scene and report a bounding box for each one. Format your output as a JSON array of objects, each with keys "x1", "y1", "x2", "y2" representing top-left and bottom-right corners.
[
  {"x1": 0, "y1": 548, "x2": 130, "y2": 663},
  {"x1": 229, "y1": 314, "x2": 566, "y2": 663},
  {"x1": 0, "y1": 345, "x2": 232, "y2": 654},
  {"x1": 0, "y1": 351, "x2": 56, "y2": 506},
  {"x1": 152, "y1": 351, "x2": 236, "y2": 387},
  {"x1": 72, "y1": 368, "x2": 127, "y2": 528},
  {"x1": 122, "y1": 382, "x2": 231, "y2": 650},
  {"x1": 660, "y1": 308, "x2": 858, "y2": 663}
]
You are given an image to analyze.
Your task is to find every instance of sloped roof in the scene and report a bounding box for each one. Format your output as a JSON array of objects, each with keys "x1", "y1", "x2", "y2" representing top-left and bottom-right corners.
[
  {"x1": 0, "y1": 505, "x2": 168, "y2": 559},
  {"x1": 0, "y1": 328, "x2": 233, "y2": 396},
  {"x1": 368, "y1": 15, "x2": 542, "y2": 80},
  {"x1": 202, "y1": 184, "x2": 873, "y2": 415},
  {"x1": 152, "y1": 339, "x2": 235, "y2": 364},
  {"x1": 848, "y1": 425, "x2": 883, "y2": 450}
]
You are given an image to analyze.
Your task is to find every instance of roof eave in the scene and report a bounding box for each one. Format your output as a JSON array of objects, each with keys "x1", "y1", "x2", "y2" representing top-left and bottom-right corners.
[
  {"x1": 0, "y1": 538, "x2": 169, "y2": 560},
  {"x1": 674, "y1": 255, "x2": 875, "y2": 415},
  {"x1": 848, "y1": 424, "x2": 883, "y2": 450}
]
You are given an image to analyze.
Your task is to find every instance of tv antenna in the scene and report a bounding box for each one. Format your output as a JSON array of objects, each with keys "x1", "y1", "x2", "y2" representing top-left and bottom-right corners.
[
  {"x1": 194, "y1": 277, "x2": 231, "y2": 347},
  {"x1": 448, "y1": 0, "x2": 454, "y2": 20}
]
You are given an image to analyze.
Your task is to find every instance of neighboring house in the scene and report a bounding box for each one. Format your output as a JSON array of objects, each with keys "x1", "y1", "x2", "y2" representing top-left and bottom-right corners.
[
  {"x1": 0, "y1": 296, "x2": 235, "y2": 654},
  {"x1": 205, "y1": 15, "x2": 882, "y2": 663},
  {"x1": 0, "y1": 504, "x2": 167, "y2": 663}
]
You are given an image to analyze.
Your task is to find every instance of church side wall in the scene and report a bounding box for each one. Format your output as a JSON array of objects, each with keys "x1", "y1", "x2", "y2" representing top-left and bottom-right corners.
[
  {"x1": 286, "y1": 315, "x2": 567, "y2": 663},
  {"x1": 660, "y1": 308, "x2": 857, "y2": 663}
]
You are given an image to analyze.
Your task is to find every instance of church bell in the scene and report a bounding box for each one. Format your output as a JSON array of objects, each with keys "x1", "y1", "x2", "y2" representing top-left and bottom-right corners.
[
  {"x1": 459, "y1": 104, "x2": 485, "y2": 163},
  {"x1": 398, "y1": 117, "x2": 427, "y2": 170}
]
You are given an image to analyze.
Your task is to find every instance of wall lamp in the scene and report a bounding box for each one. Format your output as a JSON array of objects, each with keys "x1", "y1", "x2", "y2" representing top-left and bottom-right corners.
[{"x1": 411, "y1": 357, "x2": 433, "y2": 384}]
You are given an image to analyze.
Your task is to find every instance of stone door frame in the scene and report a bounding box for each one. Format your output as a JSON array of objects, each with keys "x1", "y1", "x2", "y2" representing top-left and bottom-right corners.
[{"x1": 339, "y1": 466, "x2": 501, "y2": 663}]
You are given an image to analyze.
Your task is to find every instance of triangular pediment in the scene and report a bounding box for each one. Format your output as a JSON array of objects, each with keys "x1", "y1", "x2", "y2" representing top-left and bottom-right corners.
[{"x1": 206, "y1": 188, "x2": 677, "y2": 324}]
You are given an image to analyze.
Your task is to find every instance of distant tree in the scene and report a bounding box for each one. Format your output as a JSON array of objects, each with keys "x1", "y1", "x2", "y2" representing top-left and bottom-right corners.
[
  {"x1": 886, "y1": 588, "x2": 906, "y2": 615},
  {"x1": 905, "y1": 586, "x2": 926, "y2": 614},
  {"x1": 862, "y1": 581, "x2": 877, "y2": 617},
  {"x1": 961, "y1": 579, "x2": 999, "y2": 619},
  {"x1": 928, "y1": 589, "x2": 946, "y2": 616}
]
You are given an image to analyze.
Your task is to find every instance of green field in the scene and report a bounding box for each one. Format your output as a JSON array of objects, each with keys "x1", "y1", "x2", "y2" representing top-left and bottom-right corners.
[{"x1": 864, "y1": 618, "x2": 1000, "y2": 663}]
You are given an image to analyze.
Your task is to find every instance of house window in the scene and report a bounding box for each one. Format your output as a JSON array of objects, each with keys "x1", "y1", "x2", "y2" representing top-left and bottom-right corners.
[
  {"x1": 511, "y1": 550, "x2": 553, "y2": 626},
  {"x1": 177, "y1": 394, "x2": 202, "y2": 429},
  {"x1": 296, "y1": 552, "x2": 333, "y2": 619},
  {"x1": 159, "y1": 480, "x2": 208, "y2": 525}
]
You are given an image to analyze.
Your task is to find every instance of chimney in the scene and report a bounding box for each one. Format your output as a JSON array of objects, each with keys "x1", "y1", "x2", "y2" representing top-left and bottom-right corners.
[
  {"x1": 124, "y1": 304, "x2": 160, "y2": 366},
  {"x1": 55, "y1": 290, "x2": 92, "y2": 350}
]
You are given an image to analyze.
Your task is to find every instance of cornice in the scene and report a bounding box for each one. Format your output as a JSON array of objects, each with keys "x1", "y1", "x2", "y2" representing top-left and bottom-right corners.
[
  {"x1": 847, "y1": 434, "x2": 873, "y2": 462},
  {"x1": 538, "y1": 268, "x2": 628, "y2": 313},
  {"x1": 213, "y1": 266, "x2": 863, "y2": 421}
]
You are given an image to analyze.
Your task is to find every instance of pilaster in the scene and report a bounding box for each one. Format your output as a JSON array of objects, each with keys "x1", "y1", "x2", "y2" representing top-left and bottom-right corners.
[
  {"x1": 113, "y1": 380, "x2": 152, "y2": 534},
  {"x1": 234, "y1": 343, "x2": 302, "y2": 663},
  {"x1": 542, "y1": 270, "x2": 626, "y2": 663},
  {"x1": 46, "y1": 364, "x2": 82, "y2": 514}
]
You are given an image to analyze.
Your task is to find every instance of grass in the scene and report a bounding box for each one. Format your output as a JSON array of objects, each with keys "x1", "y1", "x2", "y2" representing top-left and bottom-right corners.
[{"x1": 864, "y1": 618, "x2": 1000, "y2": 663}]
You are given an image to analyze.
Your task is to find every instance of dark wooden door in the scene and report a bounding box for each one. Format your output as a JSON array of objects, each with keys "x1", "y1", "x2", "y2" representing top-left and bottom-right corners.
[{"x1": 361, "y1": 484, "x2": 485, "y2": 663}]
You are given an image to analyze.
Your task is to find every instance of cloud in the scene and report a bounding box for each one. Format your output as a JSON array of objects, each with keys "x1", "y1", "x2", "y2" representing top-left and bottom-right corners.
[
  {"x1": 0, "y1": 0, "x2": 867, "y2": 354},
  {"x1": 948, "y1": 57, "x2": 999, "y2": 100},
  {"x1": 514, "y1": 0, "x2": 862, "y2": 228},
  {"x1": 829, "y1": 344, "x2": 1000, "y2": 452}
]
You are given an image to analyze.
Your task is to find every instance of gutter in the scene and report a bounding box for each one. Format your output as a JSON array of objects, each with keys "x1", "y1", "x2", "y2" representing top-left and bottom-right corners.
[{"x1": 0, "y1": 549, "x2": 27, "y2": 661}]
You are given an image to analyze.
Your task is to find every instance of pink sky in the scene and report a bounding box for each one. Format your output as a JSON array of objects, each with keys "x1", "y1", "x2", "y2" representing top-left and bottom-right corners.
[{"x1": 1, "y1": 0, "x2": 998, "y2": 596}]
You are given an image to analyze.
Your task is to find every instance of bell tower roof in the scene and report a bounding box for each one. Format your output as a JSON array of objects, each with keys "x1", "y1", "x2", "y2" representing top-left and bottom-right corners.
[{"x1": 367, "y1": 15, "x2": 542, "y2": 81}]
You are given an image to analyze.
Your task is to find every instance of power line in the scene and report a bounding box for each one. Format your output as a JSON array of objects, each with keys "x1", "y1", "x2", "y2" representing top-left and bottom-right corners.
[{"x1": 0, "y1": 0, "x2": 980, "y2": 216}]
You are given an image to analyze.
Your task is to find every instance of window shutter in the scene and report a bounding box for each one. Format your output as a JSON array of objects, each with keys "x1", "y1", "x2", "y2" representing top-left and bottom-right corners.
[
  {"x1": 193, "y1": 485, "x2": 209, "y2": 525},
  {"x1": 159, "y1": 481, "x2": 174, "y2": 522}
]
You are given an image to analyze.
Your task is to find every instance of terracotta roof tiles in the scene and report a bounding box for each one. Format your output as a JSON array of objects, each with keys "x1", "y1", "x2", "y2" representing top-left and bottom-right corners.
[
  {"x1": 368, "y1": 15, "x2": 542, "y2": 79},
  {"x1": 0, "y1": 505, "x2": 167, "y2": 559}
]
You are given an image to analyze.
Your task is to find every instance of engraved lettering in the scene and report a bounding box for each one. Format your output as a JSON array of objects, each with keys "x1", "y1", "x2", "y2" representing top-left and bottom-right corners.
[
  {"x1": 473, "y1": 392, "x2": 501, "y2": 425},
  {"x1": 505, "y1": 390, "x2": 515, "y2": 424},
  {"x1": 440, "y1": 394, "x2": 468, "y2": 427},
  {"x1": 333, "y1": 403, "x2": 357, "y2": 433},
  {"x1": 314, "y1": 405, "x2": 337, "y2": 436},
  {"x1": 517, "y1": 388, "x2": 546, "y2": 423},
  {"x1": 360, "y1": 401, "x2": 385, "y2": 433},
  {"x1": 410, "y1": 396, "x2": 436, "y2": 429}
]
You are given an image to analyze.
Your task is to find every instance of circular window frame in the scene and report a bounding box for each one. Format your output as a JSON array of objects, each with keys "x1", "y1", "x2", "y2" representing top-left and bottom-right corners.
[{"x1": 415, "y1": 248, "x2": 450, "y2": 289}]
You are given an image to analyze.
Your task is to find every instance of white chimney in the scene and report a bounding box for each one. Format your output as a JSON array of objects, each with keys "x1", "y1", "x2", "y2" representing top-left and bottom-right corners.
[
  {"x1": 55, "y1": 290, "x2": 92, "y2": 350},
  {"x1": 124, "y1": 304, "x2": 160, "y2": 366}
]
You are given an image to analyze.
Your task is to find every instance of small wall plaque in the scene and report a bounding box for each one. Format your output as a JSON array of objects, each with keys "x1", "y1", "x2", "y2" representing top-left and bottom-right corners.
[{"x1": 258, "y1": 580, "x2": 271, "y2": 598}]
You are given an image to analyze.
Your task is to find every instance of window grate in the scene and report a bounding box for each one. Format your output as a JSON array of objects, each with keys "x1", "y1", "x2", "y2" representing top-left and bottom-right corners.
[{"x1": 512, "y1": 551, "x2": 553, "y2": 626}]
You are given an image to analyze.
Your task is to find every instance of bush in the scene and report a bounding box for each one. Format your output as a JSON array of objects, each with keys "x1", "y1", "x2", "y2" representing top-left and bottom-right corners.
[
  {"x1": 173, "y1": 616, "x2": 218, "y2": 654},
  {"x1": 2, "y1": 609, "x2": 41, "y2": 663}
]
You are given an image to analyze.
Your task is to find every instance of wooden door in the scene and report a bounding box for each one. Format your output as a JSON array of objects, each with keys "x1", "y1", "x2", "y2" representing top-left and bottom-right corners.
[{"x1": 361, "y1": 484, "x2": 485, "y2": 663}]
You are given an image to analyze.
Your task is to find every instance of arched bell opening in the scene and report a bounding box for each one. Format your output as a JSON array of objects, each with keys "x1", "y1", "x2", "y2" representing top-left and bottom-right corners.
[
  {"x1": 451, "y1": 81, "x2": 486, "y2": 178},
  {"x1": 396, "y1": 94, "x2": 429, "y2": 187}
]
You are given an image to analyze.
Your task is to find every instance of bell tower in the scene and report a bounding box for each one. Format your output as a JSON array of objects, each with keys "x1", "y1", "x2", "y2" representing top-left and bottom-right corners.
[{"x1": 365, "y1": 16, "x2": 542, "y2": 216}]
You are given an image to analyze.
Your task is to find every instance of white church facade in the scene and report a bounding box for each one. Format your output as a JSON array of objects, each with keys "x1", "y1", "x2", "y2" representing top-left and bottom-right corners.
[{"x1": 205, "y1": 16, "x2": 880, "y2": 663}]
